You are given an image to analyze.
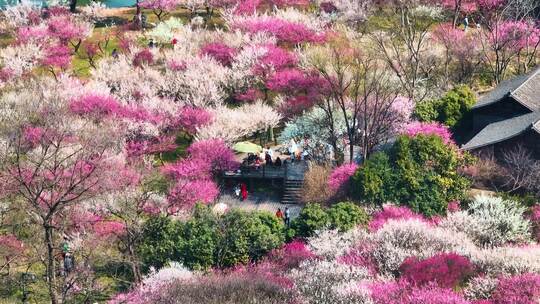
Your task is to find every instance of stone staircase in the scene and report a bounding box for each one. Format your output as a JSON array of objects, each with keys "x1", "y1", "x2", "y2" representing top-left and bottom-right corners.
[
  {"x1": 281, "y1": 160, "x2": 307, "y2": 204},
  {"x1": 281, "y1": 179, "x2": 303, "y2": 204}
]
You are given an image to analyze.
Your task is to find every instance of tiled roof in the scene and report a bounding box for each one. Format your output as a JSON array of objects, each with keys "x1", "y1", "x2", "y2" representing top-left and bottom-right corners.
[
  {"x1": 462, "y1": 111, "x2": 540, "y2": 150},
  {"x1": 511, "y1": 70, "x2": 540, "y2": 111},
  {"x1": 473, "y1": 67, "x2": 540, "y2": 110}
]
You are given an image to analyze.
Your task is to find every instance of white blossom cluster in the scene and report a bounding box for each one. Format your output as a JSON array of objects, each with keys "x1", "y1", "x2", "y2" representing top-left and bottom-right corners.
[
  {"x1": 290, "y1": 259, "x2": 372, "y2": 304},
  {"x1": 371, "y1": 219, "x2": 477, "y2": 275},
  {"x1": 308, "y1": 228, "x2": 369, "y2": 259},
  {"x1": 441, "y1": 195, "x2": 532, "y2": 247},
  {"x1": 197, "y1": 101, "x2": 281, "y2": 143}
]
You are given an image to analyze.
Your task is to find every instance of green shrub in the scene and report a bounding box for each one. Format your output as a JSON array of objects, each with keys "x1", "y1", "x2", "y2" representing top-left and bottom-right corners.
[
  {"x1": 139, "y1": 205, "x2": 285, "y2": 271},
  {"x1": 414, "y1": 100, "x2": 439, "y2": 122},
  {"x1": 351, "y1": 135, "x2": 471, "y2": 216},
  {"x1": 351, "y1": 152, "x2": 394, "y2": 204},
  {"x1": 327, "y1": 202, "x2": 369, "y2": 231},
  {"x1": 137, "y1": 215, "x2": 183, "y2": 271},
  {"x1": 414, "y1": 85, "x2": 476, "y2": 131},
  {"x1": 291, "y1": 203, "x2": 329, "y2": 238},
  {"x1": 180, "y1": 205, "x2": 219, "y2": 270},
  {"x1": 389, "y1": 135, "x2": 471, "y2": 216},
  {"x1": 216, "y1": 210, "x2": 285, "y2": 267},
  {"x1": 438, "y1": 85, "x2": 475, "y2": 128}
]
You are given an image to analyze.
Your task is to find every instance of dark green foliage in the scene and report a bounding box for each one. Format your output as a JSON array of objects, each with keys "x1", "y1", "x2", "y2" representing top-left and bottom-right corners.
[
  {"x1": 137, "y1": 215, "x2": 183, "y2": 271},
  {"x1": 138, "y1": 205, "x2": 285, "y2": 271},
  {"x1": 438, "y1": 85, "x2": 475, "y2": 128},
  {"x1": 390, "y1": 135, "x2": 470, "y2": 216},
  {"x1": 352, "y1": 135, "x2": 471, "y2": 216},
  {"x1": 180, "y1": 205, "x2": 220, "y2": 270},
  {"x1": 351, "y1": 153, "x2": 394, "y2": 205},
  {"x1": 414, "y1": 100, "x2": 439, "y2": 122},
  {"x1": 291, "y1": 203, "x2": 329, "y2": 238},
  {"x1": 414, "y1": 85, "x2": 476, "y2": 134},
  {"x1": 216, "y1": 210, "x2": 285, "y2": 267},
  {"x1": 327, "y1": 202, "x2": 369, "y2": 231}
]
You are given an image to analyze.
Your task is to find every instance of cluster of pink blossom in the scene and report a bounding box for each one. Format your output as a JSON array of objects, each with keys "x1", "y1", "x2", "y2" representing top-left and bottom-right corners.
[
  {"x1": 0, "y1": 234, "x2": 24, "y2": 257},
  {"x1": 327, "y1": 162, "x2": 358, "y2": 195},
  {"x1": 368, "y1": 205, "x2": 426, "y2": 231},
  {"x1": 404, "y1": 122, "x2": 455, "y2": 145},
  {"x1": 70, "y1": 94, "x2": 160, "y2": 123},
  {"x1": 174, "y1": 106, "x2": 213, "y2": 135},
  {"x1": 267, "y1": 239, "x2": 317, "y2": 269},
  {"x1": 370, "y1": 280, "x2": 470, "y2": 304},
  {"x1": 265, "y1": 68, "x2": 312, "y2": 92},
  {"x1": 234, "y1": 88, "x2": 264, "y2": 102},
  {"x1": 254, "y1": 44, "x2": 298, "y2": 73},
  {"x1": 233, "y1": 17, "x2": 326, "y2": 44},
  {"x1": 162, "y1": 139, "x2": 238, "y2": 212},
  {"x1": 133, "y1": 49, "x2": 155, "y2": 67},
  {"x1": 201, "y1": 43, "x2": 237, "y2": 66},
  {"x1": 399, "y1": 253, "x2": 475, "y2": 288},
  {"x1": 92, "y1": 220, "x2": 126, "y2": 237},
  {"x1": 488, "y1": 273, "x2": 540, "y2": 304},
  {"x1": 488, "y1": 21, "x2": 540, "y2": 52}
]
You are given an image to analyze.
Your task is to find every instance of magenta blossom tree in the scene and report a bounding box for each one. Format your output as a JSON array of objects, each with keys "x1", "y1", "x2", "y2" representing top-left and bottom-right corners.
[
  {"x1": 327, "y1": 163, "x2": 358, "y2": 198},
  {"x1": 399, "y1": 253, "x2": 475, "y2": 288},
  {"x1": 201, "y1": 43, "x2": 237, "y2": 66},
  {"x1": 404, "y1": 122, "x2": 455, "y2": 145}
]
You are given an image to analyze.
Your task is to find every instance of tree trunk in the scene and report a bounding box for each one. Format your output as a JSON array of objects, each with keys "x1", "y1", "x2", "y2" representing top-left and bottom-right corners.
[
  {"x1": 268, "y1": 127, "x2": 275, "y2": 144},
  {"x1": 349, "y1": 138, "x2": 354, "y2": 164},
  {"x1": 128, "y1": 245, "x2": 142, "y2": 284},
  {"x1": 69, "y1": 0, "x2": 77, "y2": 13},
  {"x1": 136, "y1": 0, "x2": 142, "y2": 25},
  {"x1": 45, "y1": 226, "x2": 59, "y2": 304},
  {"x1": 125, "y1": 231, "x2": 142, "y2": 284}
]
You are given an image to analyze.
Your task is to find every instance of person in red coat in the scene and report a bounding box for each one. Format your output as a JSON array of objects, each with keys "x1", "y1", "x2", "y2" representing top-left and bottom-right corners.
[
  {"x1": 275, "y1": 208, "x2": 284, "y2": 219},
  {"x1": 240, "y1": 183, "x2": 248, "y2": 201}
]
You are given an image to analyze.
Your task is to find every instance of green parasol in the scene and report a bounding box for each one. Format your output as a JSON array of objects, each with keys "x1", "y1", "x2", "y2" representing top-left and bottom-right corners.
[{"x1": 233, "y1": 141, "x2": 263, "y2": 153}]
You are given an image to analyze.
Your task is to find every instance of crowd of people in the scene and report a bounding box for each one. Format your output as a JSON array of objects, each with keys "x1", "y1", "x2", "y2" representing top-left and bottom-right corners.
[{"x1": 244, "y1": 146, "x2": 283, "y2": 169}]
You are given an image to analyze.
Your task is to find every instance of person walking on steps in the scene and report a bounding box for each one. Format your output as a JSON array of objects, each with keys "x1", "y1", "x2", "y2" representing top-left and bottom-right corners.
[{"x1": 284, "y1": 207, "x2": 291, "y2": 227}]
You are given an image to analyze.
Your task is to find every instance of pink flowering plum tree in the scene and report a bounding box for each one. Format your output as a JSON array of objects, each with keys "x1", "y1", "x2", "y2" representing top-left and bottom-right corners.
[
  {"x1": 488, "y1": 273, "x2": 540, "y2": 304},
  {"x1": 232, "y1": 17, "x2": 326, "y2": 45},
  {"x1": 404, "y1": 122, "x2": 455, "y2": 145},
  {"x1": 162, "y1": 139, "x2": 238, "y2": 213},
  {"x1": 173, "y1": 106, "x2": 213, "y2": 135},
  {"x1": 0, "y1": 234, "x2": 25, "y2": 275},
  {"x1": 267, "y1": 240, "x2": 317, "y2": 270},
  {"x1": 201, "y1": 43, "x2": 237, "y2": 66},
  {"x1": 399, "y1": 253, "x2": 475, "y2": 288},
  {"x1": 368, "y1": 205, "x2": 426, "y2": 231},
  {"x1": 369, "y1": 280, "x2": 471, "y2": 304},
  {"x1": 479, "y1": 20, "x2": 540, "y2": 83},
  {"x1": 432, "y1": 23, "x2": 479, "y2": 84},
  {"x1": 0, "y1": 81, "x2": 128, "y2": 304},
  {"x1": 327, "y1": 163, "x2": 358, "y2": 198},
  {"x1": 140, "y1": 0, "x2": 180, "y2": 21}
]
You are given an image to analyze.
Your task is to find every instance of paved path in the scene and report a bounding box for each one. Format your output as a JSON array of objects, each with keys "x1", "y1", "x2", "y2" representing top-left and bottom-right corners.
[{"x1": 215, "y1": 194, "x2": 302, "y2": 219}]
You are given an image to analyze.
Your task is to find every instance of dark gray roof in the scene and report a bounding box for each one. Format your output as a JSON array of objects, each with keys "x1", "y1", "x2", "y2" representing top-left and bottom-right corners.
[
  {"x1": 511, "y1": 70, "x2": 540, "y2": 111},
  {"x1": 462, "y1": 111, "x2": 540, "y2": 150},
  {"x1": 473, "y1": 67, "x2": 540, "y2": 110}
]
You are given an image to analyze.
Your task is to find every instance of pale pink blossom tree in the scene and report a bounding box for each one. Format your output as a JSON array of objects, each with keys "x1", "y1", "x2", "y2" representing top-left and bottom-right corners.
[
  {"x1": 0, "y1": 81, "x2": 127, "y2": 304},
  {"x1": 140, "y1": 0, "x2": 180, "y2": 21}
]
